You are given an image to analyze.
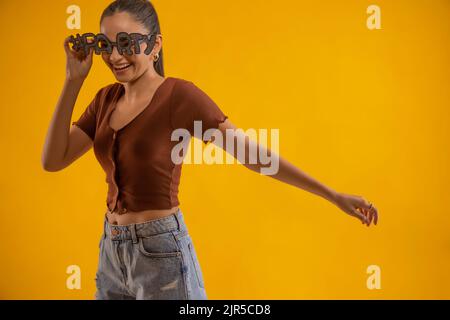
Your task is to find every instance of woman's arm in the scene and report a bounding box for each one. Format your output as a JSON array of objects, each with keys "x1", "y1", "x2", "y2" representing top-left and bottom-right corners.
[
  {"x1": 41, "y1": 36, "x2": 94, "y2": 171},
  {"x1": 215, "y1": 118, "x2": 379, "y2": 226}
]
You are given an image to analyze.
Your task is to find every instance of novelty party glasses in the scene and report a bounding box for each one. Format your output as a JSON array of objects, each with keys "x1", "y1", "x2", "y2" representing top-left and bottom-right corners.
[{"x1": 68, "y1": 32, "x2": 158, "y2": 56}]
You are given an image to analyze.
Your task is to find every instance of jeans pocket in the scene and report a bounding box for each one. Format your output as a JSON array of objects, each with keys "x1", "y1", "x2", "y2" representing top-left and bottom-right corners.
[
  {"x1": 137, "y1": 231, "x2": 182, "y2": 258},
  {"x1": 188, "y1": 240, "x2": 205, "y2": 288}
]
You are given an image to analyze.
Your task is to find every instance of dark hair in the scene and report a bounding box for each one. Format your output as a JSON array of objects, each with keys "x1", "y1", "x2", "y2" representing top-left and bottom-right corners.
[{"x1": 100, "y1": 0, "x2": 164, "y2": 77}]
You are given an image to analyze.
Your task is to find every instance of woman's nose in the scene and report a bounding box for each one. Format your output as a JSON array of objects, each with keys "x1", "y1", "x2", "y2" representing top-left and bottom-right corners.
[{"x1": 109, "y1": 45, "x2": 122, "y2": 62}]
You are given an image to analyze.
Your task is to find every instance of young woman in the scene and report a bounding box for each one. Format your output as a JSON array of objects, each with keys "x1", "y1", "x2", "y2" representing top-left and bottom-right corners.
[{"x1": 41, "y1": 0, "x2": 378, "y2": 300}]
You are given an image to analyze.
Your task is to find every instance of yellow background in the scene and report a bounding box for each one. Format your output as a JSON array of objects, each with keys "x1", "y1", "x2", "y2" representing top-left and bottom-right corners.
[{"x1": 0, "y1": 0, "x2": 449, "y2": 299}]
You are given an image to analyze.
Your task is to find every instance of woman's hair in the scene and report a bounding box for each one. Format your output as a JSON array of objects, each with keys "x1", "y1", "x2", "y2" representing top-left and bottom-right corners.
[{"x1": 100, "y1": 0, "x2": 164, "y2": 77}]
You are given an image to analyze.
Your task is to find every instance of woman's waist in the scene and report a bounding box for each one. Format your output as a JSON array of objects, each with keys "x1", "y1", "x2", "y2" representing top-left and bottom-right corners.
[{"x1": 106, "y1": 206, "x2": 179, "y2": 226}]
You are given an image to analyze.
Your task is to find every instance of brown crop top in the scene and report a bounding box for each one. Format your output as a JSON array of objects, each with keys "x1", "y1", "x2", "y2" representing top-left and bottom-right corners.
[{"x1": 71, "y1": 77, "x2": 228, "y2": 214}]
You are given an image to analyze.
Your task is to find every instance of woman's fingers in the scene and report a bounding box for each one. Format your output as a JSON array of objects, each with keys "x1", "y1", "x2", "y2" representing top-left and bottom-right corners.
[
  {"x1": 78, "y1": 38, "x2": 95, "y2": 62},
  {"x1": 64, "y1": 35, "x2": 96, "y2": 62},
  {"x1": 368, "y1": 209, "x2": 374, "y2": 226},
  {"x1": 360, "y1": 204, "x2": 378, "y2": 226},
  {"x1": 364, "y1": 198, "x2": 378, "y2": 226},
  {"x1": 360, "y1": 207, "x2": 370, "y2": 226},
  {"x1": 87, "y1": 48, "x2": 93, "y2": 63},
  {"x1": 356, "y1": 208, "x2": 367, "y2": 224},
  {"x1": 372, "y1": 205, "x2": 379, "y2": 225},
  {"x1": 63, "y1": 37, "x2": 70, "y2": 55},
  {"x1": 88, "y1": 39, "x2": 94, "y2": 58},
  {"x1": 64, "y1": 36, "x2": 77, "y2": 59},
  {"x1": 364, "y1": 209, "x2": 370, "y2": 226},
  {"x1": 359, "y1": 196, "x2": 379, "y2": 226},
  {"x1": 353, "y1": 208, "x2": 368, "y2": 224},
  {"x1": 356, "y1": 208, "x2": 364, "y2": 224}
]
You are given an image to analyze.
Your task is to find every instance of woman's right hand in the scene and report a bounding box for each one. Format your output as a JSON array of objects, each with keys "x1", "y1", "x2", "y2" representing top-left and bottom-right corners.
[{"x1": 63, "y1": 35, "x2": 94, "y2": 81}]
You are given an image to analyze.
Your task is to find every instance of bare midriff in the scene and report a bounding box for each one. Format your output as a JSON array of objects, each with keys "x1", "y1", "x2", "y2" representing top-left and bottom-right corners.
[{"x1": 106, "y1": 206, "x2": 179, "y2": 226}]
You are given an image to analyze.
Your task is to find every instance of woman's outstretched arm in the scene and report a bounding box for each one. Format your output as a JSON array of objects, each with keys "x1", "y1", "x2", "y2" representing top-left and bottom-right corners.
[{"x1": 215, "y1": 118, "x2": 379, "y2": 226}]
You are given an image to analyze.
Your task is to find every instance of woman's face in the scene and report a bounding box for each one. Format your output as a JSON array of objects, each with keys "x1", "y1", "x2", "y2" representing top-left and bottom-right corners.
[{"x1": 100, "y1": 11, "x2": 161, "y2": 82}]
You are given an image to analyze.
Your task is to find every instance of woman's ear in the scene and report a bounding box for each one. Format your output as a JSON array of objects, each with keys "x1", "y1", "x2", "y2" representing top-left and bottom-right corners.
[{"x1": 152, "y1": 35, "x2": 162, "y2": 52}]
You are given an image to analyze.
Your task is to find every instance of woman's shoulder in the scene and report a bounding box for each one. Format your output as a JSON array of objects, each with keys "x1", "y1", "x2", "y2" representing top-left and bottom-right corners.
[
  {"x1": 170, "y1": 76, "x2": 201, "y2": 88},
  {"x1": 169, "y1": 76, "x2": 190, "y2": 84},
  {"x1": 89, "y1": 82, "x2": 120, "y2": 102},
  {"x1": 169, "y1": 76, "x2": 205, "y2": 97}
]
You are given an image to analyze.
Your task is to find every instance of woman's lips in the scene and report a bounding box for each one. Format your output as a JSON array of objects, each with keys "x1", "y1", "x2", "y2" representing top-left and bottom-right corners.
[{"x1": 113, "y1": 64, "x2": 132, "y2": 72}]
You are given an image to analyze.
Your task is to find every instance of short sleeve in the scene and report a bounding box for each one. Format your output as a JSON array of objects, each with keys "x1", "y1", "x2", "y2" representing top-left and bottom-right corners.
[
  {"x1": 170, "y1": 80, "x2": 228, "y2": 144},
  {"x1": 71, "y1": 88, "x2": 105, "y2": 141}
]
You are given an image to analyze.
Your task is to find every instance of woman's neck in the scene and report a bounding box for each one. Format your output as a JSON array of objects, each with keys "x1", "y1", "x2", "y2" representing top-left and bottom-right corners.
[{"x1": 121, "y1": 68, "x2": 164, "y2": 104}]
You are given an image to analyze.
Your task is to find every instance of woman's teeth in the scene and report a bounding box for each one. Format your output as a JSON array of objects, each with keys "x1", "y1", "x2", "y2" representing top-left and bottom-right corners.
[{"x1": 114, "y1": 64, "x2": 131, "y2": 70}]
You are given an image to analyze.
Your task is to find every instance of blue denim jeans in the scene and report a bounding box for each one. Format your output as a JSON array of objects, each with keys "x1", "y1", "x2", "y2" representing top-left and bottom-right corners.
[{"x1": 95, "y1": 207, "x2": 207, "y2": 300}]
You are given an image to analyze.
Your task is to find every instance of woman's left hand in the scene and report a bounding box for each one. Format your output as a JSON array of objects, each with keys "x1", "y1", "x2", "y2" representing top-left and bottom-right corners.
[{"x1": 332, "y1": 192, "x2": 379, "y2": 226}]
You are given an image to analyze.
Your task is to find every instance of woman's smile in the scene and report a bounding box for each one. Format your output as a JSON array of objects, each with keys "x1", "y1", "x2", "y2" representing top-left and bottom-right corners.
[{"x1": 113, "y1": 63, "x2": 133, "y2": 73}]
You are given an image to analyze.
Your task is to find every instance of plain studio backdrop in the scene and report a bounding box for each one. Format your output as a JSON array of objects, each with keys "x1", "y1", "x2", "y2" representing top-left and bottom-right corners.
[{"x1": 0, "y1": 0, "x2": 449, "y2": 299}]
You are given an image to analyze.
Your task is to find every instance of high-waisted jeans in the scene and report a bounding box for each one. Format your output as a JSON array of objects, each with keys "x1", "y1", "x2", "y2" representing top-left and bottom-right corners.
[{"x1": 95, "y1": 207, "x2": 207, "y2": 300}]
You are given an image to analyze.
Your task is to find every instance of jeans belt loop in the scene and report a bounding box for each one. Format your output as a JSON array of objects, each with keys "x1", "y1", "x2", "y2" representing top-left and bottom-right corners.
[
  {"x1": 131, "y1": 223, "x2": 138, "y2": 244},
  {"x1": 103, "y1": 210, "x2": 108, "y2": 239},
  {"x1": 173, "y1": 210, "x2": 181, "y2": 231}
]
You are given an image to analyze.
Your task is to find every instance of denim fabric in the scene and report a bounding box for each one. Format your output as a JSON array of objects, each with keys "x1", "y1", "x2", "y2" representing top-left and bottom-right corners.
[{"x1": 94, "y1": 208, "x2": 207, "y2": 300}]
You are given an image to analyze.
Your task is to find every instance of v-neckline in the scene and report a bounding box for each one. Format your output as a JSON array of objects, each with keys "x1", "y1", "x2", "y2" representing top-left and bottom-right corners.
[{"x1": 107, "y1": 77, "x2": 171, "y2": 133}]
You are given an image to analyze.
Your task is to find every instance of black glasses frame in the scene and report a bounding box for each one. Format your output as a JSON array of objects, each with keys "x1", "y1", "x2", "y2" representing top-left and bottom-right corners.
[{"x1": 68, "y1": 32, "x2": 159, "y2": 56}]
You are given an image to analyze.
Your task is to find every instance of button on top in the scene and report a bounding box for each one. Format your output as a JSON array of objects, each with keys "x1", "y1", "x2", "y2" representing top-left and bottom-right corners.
[{"x1": 111, "y1": 229, "x2": 120, "y2": 236}]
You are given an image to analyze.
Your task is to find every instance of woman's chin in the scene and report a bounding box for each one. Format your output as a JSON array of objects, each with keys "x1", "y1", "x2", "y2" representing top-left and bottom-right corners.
[{"x1": 113, "y1": 72, "x2": 133, "y2": 82}]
